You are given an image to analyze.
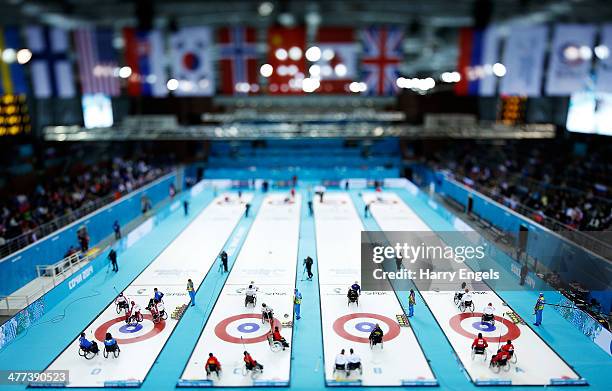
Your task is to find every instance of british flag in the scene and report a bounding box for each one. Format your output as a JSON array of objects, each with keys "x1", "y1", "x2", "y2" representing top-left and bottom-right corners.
[
  {"x1": 361, "y1": 27, "x2": 403, "y2": 96},
  {"x1": 218, "y1": 27, "x2": 258, "y2": 95}
]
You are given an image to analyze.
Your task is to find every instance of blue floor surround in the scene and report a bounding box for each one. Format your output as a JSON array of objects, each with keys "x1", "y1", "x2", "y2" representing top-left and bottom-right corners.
[{"x1": 0, "y1": 186, "x2": 609, "y2": 391}]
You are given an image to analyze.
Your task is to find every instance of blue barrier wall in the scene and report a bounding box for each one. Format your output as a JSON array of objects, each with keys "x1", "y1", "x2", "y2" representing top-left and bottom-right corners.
[
  {"x1": 0, "y1": 172, "x2": 177, "y2": 297},
  {"x1": 431, "y1": 172, "x2": 612, "y2": 313},
  {"x1": 203, "y1": 167, "x2": 400, "y2": 181}
]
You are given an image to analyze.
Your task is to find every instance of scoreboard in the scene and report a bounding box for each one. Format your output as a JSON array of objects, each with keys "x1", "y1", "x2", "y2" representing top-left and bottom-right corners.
[
  {"x1": 0, "y1": 94, "x2": 31, "y2": 136},
  {"x1": 498, "y1": 96, "x2": 527, "y2": 125}
]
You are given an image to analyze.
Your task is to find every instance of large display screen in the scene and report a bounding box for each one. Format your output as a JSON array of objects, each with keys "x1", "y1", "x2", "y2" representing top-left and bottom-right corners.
[
  {"x1": 82, "y1": 94, "x2": 114, "y2": 129},
  {"x1": 566, "y1": 92, "x2": 612, "y2": 136}
]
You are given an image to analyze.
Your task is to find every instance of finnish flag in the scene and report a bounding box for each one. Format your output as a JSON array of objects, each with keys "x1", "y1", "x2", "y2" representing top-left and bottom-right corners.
[{"x1": 25, "y1": 26, "x2": 76, "y2": 99}]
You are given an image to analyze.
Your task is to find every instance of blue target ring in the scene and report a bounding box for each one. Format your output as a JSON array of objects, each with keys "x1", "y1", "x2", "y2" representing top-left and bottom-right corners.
[
  {"x1": 472, "y1": 321, "x2": 496, "y2": 332},
  {"x1": 119, "y1": 323, "x2": 144, "y2": 333},
  {"x1": 237, "y1": 322, "x2": 260, "y2": 333},
  {"x1": 355, "y1": 322, "x2": 375, "y2": 332}
]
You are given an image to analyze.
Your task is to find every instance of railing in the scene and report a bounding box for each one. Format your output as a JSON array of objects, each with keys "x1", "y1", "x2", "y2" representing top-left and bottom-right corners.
[
  {"x1": 0, "y1": 248, "x2": 102, "y2": 315},
  {"x1": 450, "y1": 174, "x2": 612, "y2": 262},
  {"x1": 0, "y1": 251, "x2": 81, "y2": 313},
  {"x1": 0, "y1": 169, "x2": 172, "y2": 259}
]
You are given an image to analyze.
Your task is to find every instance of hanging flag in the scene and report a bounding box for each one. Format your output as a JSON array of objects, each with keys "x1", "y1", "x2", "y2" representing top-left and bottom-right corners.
[
  {"x1": 0, "y1": 26, "x2": 28, "y2": 95},
  {"x1": 74, "y1": 28, "x2": 120, "y2": 96},
  {"x1": 455, "y1": 26, "x2": 501, "y2": 96},
  {"x1": 315, "y1": 27, "x2": 357, "y2": 94},
  {"x1": 595, "y1": 24, "x2": 612, "y2": 93},
  {"x1": 267, "y1": 26, "x2": 306, "y2": 94},
  {"x1": 123, "y1": 28, "x2": 167, "y2": 97},
  {"x1": 499, "y1": 25, "x2": 548, "y2": 97},
  {"x1": 25, "y1": 26, "x2": 75, "y2": 98},
  {"x1": 169, "y1": 27, "x2": 215, "y2": 96},
  {"x1": 546, "y1": 24, "x2": 596, "y2": 96},
  {"x1": 218, "y1": 26, "x2": 258, "y2": 95},
  {"x1": 360, "y1": 26, "x2": 403, "y2": 96}
]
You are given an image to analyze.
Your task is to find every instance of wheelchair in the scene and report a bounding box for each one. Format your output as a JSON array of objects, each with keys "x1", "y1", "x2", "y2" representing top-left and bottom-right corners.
[
  {"x1": 245, "y1": 294, "x2": 257, "y2": 308},
  {"x1": 471, "y1": 346, "x2": 488, "y2": 361},
  {"x1": 508, "y1": 351, "x2": 517, "y2": 364},
  {"x1": 459, "y1": 300, "x2": 475, "y2": 313},
  {"x1": 267, "y1": 333, "x2": 288, "y2": 352},
  {"x1": 205, "y1": 364, "x2": 221, "y2": 379},
  {"x1": 347, "y1": 292, "x2": 359, "y2": 307},
  {"x1": 115, "y1": 300, "x2": 129, "y2": 314},
  {"x1": 489, "y1": 356, "x2": 511, "y2": 373},
  {"x1": 151, "y1": 309, "x2": 167, "y2": 324},
  {"x1": 126, "y1": 311, "x2": 144, "y2": 325},
  {"x1": 332, "y1": 363, "x2": 346, "y2": 377},
  {"x1": 369, "y1": 335, "x2": 384, "y2": 350},
  {"x1": 347, "y1": 362, "x2": 363, "y2": 375},
  {"x1": 453, "y1": 292, "x2": 463, "y2": 306},
  {"x1": 242, "y1": 362, "x2": 263, "y2": 379},
  {"x1": 261, "y1": 310, "x2": 274, "y2": 325},
  {"x1": 78, "y1": 343, "x2": 99, "y2": 360},
  {"x1": 103, "y1": 344, "x2": 121, "y2": 359},
  {"x1": 481, "y1": 313, "x2": 495, "y2": 326}
]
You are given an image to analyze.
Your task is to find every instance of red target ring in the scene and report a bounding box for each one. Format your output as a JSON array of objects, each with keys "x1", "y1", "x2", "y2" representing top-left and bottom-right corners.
[
  {"x1": 333, "y1": 313, "x2": 401, "y2": 344},
  {"x1": 94, "y1": 314, "x2": 165, "y2": 344},
  {"x1": 215, "y1": 314, "x2": 281, "y2": 344},
  {"x1": 448, "y1": 312, "x2": 521, "y2": 343}
]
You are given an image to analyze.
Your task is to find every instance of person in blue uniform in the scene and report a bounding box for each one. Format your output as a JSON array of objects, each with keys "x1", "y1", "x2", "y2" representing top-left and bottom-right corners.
[
  {"x1": 294, "y1": 288, "x2": 302, "y2": 320},
  {"x1": 79, "y1": 332, "x2": 99, "y2": 353},
  {"x1": 104, "y1": 332, "x2": 119, "y2": 352},
  {"x1": 534, "y1": 293, "x2": 545, "y2": 326},
  {"x1": 153, "y1": 287, "x2": 164, "y2": 302}
]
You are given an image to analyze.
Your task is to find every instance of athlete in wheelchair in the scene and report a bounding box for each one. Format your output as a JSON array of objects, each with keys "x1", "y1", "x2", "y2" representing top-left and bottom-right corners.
[
  {"x1": 115, "y1": 292, "x2": 130, "y2": 314},
  {"x1": 261, "y1": 303, "x2": 274, "y2": 325},
  {"x1": 453, "y1": 282, "x2": 468, "y2": 306},
  {"x1": 459, "y1": 289, "x2": 475, "y2": 312},
  {"x1": 243, "y1": 351, "x2": 263, "y2": 378},
  {"x1": 78, "y1": 332, "x2": 99, "y2": 359},
  {"x1": 369, "y1": 324, "x2": 384, "y2": 349},
  {"x1": 347, "y1": 288, "x2": 359, "y2": 306},
  {"x1": 481, "y1": 303, "x2": 496, "y2": 325},
  {"x1": 103, "y1": 332, "x2": 120, "y2": 358},
  {"x1": 205, "y1": 353, "x2": 222, "y2": 378},
  {"x1": 489, "y1": 349, "x2": 511, "y2": 373},
  {"x1": 245, "y1": 284, "x2": 257, "y2": 308},
  {"x1": 147, "y1": 298, "x2": 168, "y2": 323},
  {"x1": 501, "y1": 340, "x2": 517, "y2": 364},
  {"x1": 470, "y1": 333, "x2": 488, "y2": 361},
  {"x1": 333, "y1": 349, "x2": 347, "y2": 376},
  {"x1": 346, "y1": 348, "x2": 363, "y2": 375},
  {"x1": 268, "y1": 326, "x2": 289, "y2": 351},
  {"x1": 126, "y1": 301, "x2": 144, "y2": 325}
]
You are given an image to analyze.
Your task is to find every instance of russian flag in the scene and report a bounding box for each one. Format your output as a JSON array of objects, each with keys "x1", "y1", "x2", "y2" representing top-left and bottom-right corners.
[
  {"x1": 455, "y1": 26, "x2": 500, "y2": 96},
  {"x1": 123, "y1": 28, "x2": 167, "y2": 97}
]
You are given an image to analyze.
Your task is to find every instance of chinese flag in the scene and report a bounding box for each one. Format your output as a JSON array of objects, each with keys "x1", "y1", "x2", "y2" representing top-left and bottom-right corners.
[{"x1": 267, "y1": 27, "x2": 306, "y2": 94}]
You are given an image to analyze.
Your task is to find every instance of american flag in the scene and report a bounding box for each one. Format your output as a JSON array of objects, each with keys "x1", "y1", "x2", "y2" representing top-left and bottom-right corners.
[
  {"x1": 74, "y1": 28, "x2": 120, "y2": 96},
  {"x1": 361, "y1": 27, "x2": 403, "y2": 96}
]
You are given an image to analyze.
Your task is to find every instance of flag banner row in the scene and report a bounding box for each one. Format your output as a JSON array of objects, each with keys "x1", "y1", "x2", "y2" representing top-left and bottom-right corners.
[
  {"x1": 0, "y1": 25, "x2": 403, "y2": 98},
  {"x1": 456, "y1": 23, "x2": 612, "y2": 97},
  {"x1": 4, "y1": 23, "x2": 612, "y2": 98}
]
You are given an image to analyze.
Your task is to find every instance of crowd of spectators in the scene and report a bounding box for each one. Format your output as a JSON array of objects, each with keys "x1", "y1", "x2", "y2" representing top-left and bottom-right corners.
[
  {"x1": 426, "y1": 140, "x2": 612, "y2": 232},
  {"x1": 0, "y1": 158, "x2": 171, "y2": 246}
]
